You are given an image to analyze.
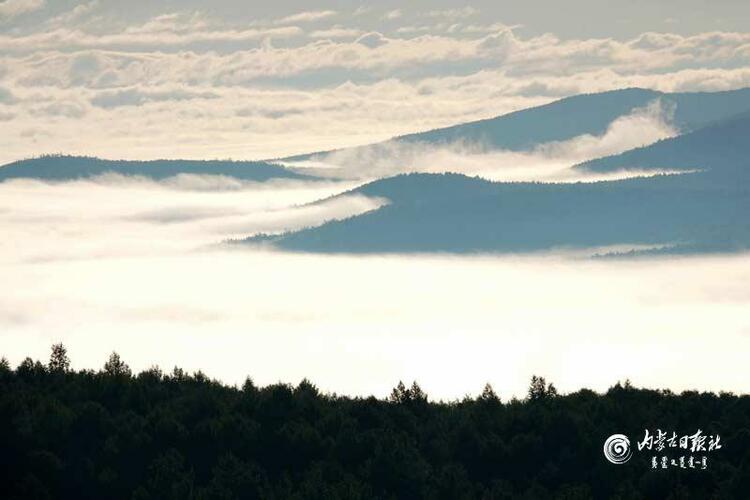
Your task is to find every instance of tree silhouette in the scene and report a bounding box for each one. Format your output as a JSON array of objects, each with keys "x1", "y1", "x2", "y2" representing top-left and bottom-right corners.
[
  {"x1": 479, "y1": 383, "x2": 499, "y2": 402},
  {"x1": 527, "y1": 375, "x2": 557, "y2": 401},
  {"x1": 48, "y1": 343, "x2": 70, "y2": 373},
  {"x1": 410, "y1": 381, "x2": 427, "y2": 402},
  {"x1": 389, "y1": 381, "x2": 409, "y2": 403},
  {"x1": 103, "y1": 351, "x2": 132, "y2": 377}
]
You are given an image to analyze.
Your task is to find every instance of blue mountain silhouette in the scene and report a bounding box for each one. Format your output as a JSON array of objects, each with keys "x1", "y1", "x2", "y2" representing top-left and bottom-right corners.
[
  {"x1": 576, "y1": 111, "x2": 750, "y2": 176},
  {"x1": 0, "y1": 155, "x2": 312, "y2": 182},
  {"x1": 280, "y1": 87, "x2": 750, "y2": 161},
  {"x1": 247, "y1": 110, "x2": 750, "y2": 255}
]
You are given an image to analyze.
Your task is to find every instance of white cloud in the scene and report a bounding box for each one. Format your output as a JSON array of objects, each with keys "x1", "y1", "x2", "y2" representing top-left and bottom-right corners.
[
  {"x1": 462, "y1": 22, "x2": 516, "y2": 33},
  {"x1": 352, "y1": 6, "x2": 371, "y2": 17},
  {"x1": 309, "y1": 26, "x2": 362, "y2": 39},
  {"x1": 0, "y1": 24, "x2": 304, "y2": 54},
  {"x1": 427, "y1": 7, "x2": 478, "y2": 19},
  {"x1": 3, "y1": 62, "x2": 750, "y2": 165},
  {"x1": 538, "y1": 99, "x2": 678, "y2": 160},
  {"x1": 45, "y1": 0, "x2": 99, "y2": 27},
  {"x1": 354, "y1": 31, "x2": 387, "y2": 48},
  {"x1": 396, "y1": 25, "x2": 431, "y2": 34},
  {"x1": 0, "y1": 8, "x2": 749, "y2": 164},
  {"x1": 275, "y1": 9, "x2": 336, "y2": 25},
  {"x1": 89, "y1": 87, "x2": 218, "y2": 108},
  {"x1": 0, "y1": 0, "x2": 44, "y2": 19},
  {"x1": 284, "y1": 99, "x2": 679, "y2": 182},
  {"x1": 384, "y1": 9, "x2": 401, "y2": 20},
  {"x1": 1, "y1": 176, "x2": 749, "y2": 399},
  {"x1": 0, "y1": 85, "x2": 16, "y2": 102},
  {"x1": 0, "y1": 175, "x2": 373, "y2": 261}
]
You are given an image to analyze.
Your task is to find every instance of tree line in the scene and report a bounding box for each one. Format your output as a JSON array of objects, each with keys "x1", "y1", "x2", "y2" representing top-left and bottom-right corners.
[{"x1": 1, "y1": 344, "x2": 748, "y2": 499}]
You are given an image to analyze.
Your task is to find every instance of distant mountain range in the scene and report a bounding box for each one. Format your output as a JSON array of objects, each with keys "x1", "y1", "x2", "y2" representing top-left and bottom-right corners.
[
  {"x1": 280, "y1": 87, "x2": 750, "y2": 162},
  {"x1": 246, "y1": 95, "x2": 750, "y2": 255},
  {"x1": 3, "y1": 87, "x2": 749, "y2": 256},
  {"x1": 4, "y1": 87, "x2": 750, "y2": 184},
  {"x1": 244, "y1": 168, "x2": 749, "y2": 255},
  {"x1": 0, "y1": 155, "x2": 312, "y2": 183}
]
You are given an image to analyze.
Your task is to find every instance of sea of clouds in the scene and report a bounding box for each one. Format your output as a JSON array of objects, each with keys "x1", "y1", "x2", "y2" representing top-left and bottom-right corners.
[{"x1": 1, "y1": 162, "x2": 748, "y2": 400}]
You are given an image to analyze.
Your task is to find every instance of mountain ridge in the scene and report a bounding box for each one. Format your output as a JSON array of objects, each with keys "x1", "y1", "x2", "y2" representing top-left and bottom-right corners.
[
  {"x1": 277, "y1": 86, "x2": 750, "y2": 163},
  {"x1": 241, "y1": 166, "x2": 749, "y2": 255},
  {"x1": 0, "y1": 155, "x2": 314, "y2": 183},
  {"x1": 576, "y1": 110, "x2": 750, "y2": 175}
]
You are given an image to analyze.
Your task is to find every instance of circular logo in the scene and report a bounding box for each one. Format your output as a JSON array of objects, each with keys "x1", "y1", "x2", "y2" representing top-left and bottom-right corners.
[{"x1": 603, "y1": 434, "x2": 632, "y2": 464}]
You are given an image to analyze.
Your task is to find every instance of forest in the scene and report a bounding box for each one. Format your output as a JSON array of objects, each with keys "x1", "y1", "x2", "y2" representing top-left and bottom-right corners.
[{"x1": 1, "y1": 344, "x2": 748, "y2": 499}]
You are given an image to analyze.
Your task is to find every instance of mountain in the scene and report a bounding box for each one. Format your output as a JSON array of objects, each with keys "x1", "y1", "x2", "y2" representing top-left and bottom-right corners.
[
  {"x1": 0, "y1": 155, "x2": 313, "y2": 182},
  {"x1": 251, "y1": 91, "x2": 750, "y2": 255},
  {"x1": 576, "y1": 111, "x2": 750, "y2": 175},
  {"x1": 242, "y1": 168, "x2": 749, "y2": 255},
  {"x1": 280, "y1": 87, "x2": 750, "y2": 161}
]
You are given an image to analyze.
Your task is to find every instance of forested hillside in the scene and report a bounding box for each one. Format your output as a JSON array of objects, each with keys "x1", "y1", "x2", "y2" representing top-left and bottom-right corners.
[
  {"x1": 246, "y1": 171, "x2": 750, "y2": 254},
  {"x1": 0, "y1": 155, "x2": 311, "y2": 182},
  {"x1": 279, "y1": 87, "x2": 750, "y2": 162},
  {"x1": 1, "y1": 345, "x2": 748, "y2": 499},
  {"x1": 577, "y1": 112, "x2": 750, "y2": 175}
]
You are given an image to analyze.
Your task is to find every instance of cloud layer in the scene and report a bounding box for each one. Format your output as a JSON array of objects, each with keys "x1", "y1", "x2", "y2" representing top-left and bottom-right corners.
[
  {"x1": 0, "y1": 3, "x2": 749, "y2": 164},
  {"x1": 2, "y1": 189, "x2": 749, "y2": 399},
  {"x1": 1, "y1": 175, "x2": 749, "y2": 399}
]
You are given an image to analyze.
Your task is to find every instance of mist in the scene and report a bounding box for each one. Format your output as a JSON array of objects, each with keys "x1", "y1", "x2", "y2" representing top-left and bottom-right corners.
[
  {"x1": 0, "y1": 175, "x2": 381, "y2": 263},
  {"x1": 284, "y1": 100, "x2": 679, "y2": 182},
  {"x1": 1, "y1": 175, "x2": 748, "y2": 400}
]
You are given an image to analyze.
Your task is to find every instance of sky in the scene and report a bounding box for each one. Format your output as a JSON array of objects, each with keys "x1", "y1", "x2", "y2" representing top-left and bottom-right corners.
[{"x1": 1, "y1": 0, "x2": 750, "y2": 164}]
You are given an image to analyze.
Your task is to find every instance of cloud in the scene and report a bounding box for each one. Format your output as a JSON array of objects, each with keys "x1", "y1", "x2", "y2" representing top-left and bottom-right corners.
[
  {"x1": 0, "y1": 175, "x2": 374, "y2": 261},
  {"x1": 32, "y1": 101, "x2": 87, "y2": 118},
  {"x1": 0, "y1": 24, "x2": 304, "y2": 54},
  {"x1": 427, "y1": 7, "x2": 478, "y2": 19},
  {"x1": 0, "y1": 85, "x2": 16, "y2": 103},
  {"x1": 538, "y1": 99, "x2": 677, "y2": 160},
  {"x1": 462, "y1": 22, "x2": 517, "y2": 34},
  {"x1": 1, "y1": 175, "x2": 749, "y2": 398},
  {"x1": 285, "y1": 100, "x2": 679, "y2": 182},
  {"x1": 44, "y1": 0, "x2": 98, "y2": 27},
  {"x1": 355, "y1": 31, "x2": 387, "y2": 49},
  {"x1": 352, "y1": 6, "x2": 371, "y2": 17},
  {"x1": 477, "y1": 29, "x2": 518, "y2": 60},
  {"x1": 384, "y1": 9, "x2": 401, "y2": 20},
  {"x1": 395, "y1": 25, "x2": 431, "y2": 34},
  {"x1": 0, "y1": 0, "x2": 44, "y2": 19},
  {"x1": 1, "y1": 13, "x2": 750, "y2": 163},
  {"x1": 275, "y1": 10, "x2": 336, "y2": 25},
  {"x1": 309, "y1": 26, "x2": 362, "y2": 39},
  {"x1": 3, "y1": 63, "x2": 749, "y2": 166},
  {"x1": 90, "y1": 87, "x2": 219, "y2": 108}
]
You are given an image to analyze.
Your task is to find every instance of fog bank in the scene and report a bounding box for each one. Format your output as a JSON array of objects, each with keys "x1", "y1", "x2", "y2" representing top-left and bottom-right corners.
[{"x1": 1, "y1": 176, "x2": 747, "y2": 399}]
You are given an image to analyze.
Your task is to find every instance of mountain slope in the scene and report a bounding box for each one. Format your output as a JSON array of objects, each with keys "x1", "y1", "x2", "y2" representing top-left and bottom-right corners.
[
  {"x1": 247, "y1": 100, "x2": 750, "y2": 255},
  {"x1": 281, "y1": 87, "x2": 750, "y2": 161},
  {"x1": 0, "y1": 155, "x2": 313, "y2": 182},
  {"x1": 576, "y1": 111, "x2": 750, "y2": 175},
  {"x1": 244, "y1": 170, "x2": 750, "y2": 254}
]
